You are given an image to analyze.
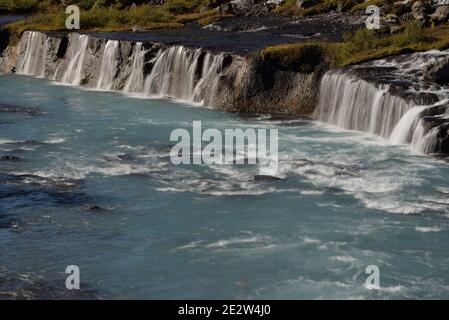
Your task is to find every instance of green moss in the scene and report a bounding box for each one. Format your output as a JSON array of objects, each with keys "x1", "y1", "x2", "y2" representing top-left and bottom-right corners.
[
  {"x1": 259, "y1": 21, "x2": 449, "y2": 70},
  {"x1": 260, "y1": 42, "x2": 335, "y2": 72},
  {"x1": 3, "y1": 0, "x2": 231, "y2": 36},
  {"x1": 273, "y1": 0, "x2": 365, "y2": 17},
  {"x1": 175, "y1": 8, "x2": 229, "y2": 25},
  {"x1": 336, "y1": 20, "x2": 430, "y2": 65},
  {"x1": 273, "y1": 0, "x2": 304, "y2": 16},
  {"x1": 5, "y1": 1, "x2": 231, "y2": 37},
  {"x1": 350, "y1": 0, "x2": 383, "y2": 12},
  {"x1": 166, "y1": 0, "x2": 225, "y2": 14}
]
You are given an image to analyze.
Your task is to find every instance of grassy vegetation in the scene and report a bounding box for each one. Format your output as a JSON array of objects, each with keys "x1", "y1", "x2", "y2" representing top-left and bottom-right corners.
[
  {"x1": 273, "y1": 0, "x2": 306, "y2": 16},
  {"x1": 260, "y1": 42, "x2": 335, "y2": 72},
  {"x1": 4, "y1": 0, "x2": 231, "y2": 40},
  {"x1": 336, "y1": 21, "x2": 449, "y2": 65},
  {"x1": 274, "y1": 0, "x2": 366, "y2": 17},
  {"x1": 261, "y1": 21, "x2": 449, "y2": 68},
  {"x1": 0, "y1": 0, "x2": 39, "y2": 13},
  {"x1": 350, "y1": 0, "x2": 383, "y2": 12},
  {"x1": 3, "y1": 0, "x2": 449, "y2": 71}
]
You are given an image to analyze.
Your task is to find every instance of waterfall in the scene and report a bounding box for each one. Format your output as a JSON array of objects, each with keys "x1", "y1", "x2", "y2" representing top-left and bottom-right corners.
[
  {"x1": 124, "y1": 43, "x2": 145, "y2": 93},
  {"x1": 411, "y1": 122, "x2": 439, "y2": 154},
  {"x1": 389, "y1": 106, "x2": 427, "y2": 145},
  {"x1": 314, "y1": 49, "x2": 449, "y2": 155},
  {"x1": 192, "y1": 52, "x2": 224, "y2": 105},
  {"x1": 61, "y1": 34, "x2": 89, "y2": 85},
  {"x1": 315, "y1": 67, "x2": 449, "y2": 155},
  {"x1": 13, "y1": 32, "x2": 227, "y2": 107},
  {"x1": 143, "y1": 46, "x2": 202, "y2": 101},
  {"x1": 314, "y1": 71, "x2": 414, "y2": 139},
  {"x1": 16, "y1": 31, "x2": 48, "y2": 77},
  {"x1": 97, "y1": 40, "x2": 119, "y2": 90},
  {"x1": 143, "y1": 46, "x2": 224, "y2": 104}
]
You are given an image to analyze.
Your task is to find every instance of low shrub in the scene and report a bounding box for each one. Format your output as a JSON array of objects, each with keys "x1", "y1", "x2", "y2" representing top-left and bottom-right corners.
[
  {"x1": 0, "y1": 0, "x2": 39, "y2": 13},
  {"x1": 260, "y1": 42, "x2": 335, "y2": 72}
]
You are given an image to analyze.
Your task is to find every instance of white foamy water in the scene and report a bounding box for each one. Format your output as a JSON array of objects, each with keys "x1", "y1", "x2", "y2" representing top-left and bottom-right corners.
[
  {"x1": 16, "y1": 31, "x2": 226, "y2": 107},
  {"x1": 61, "y1": 34, "x2": 90, "y2": 85},
  {"x1": 314, "y1": 50, "x2": 449, "y2": 155},
  {"x1": 415, "y1": 226, "x2": 443, "y2": 233},
  {"x1": 4, "y1": 33, "x2": 449, "y2": 300},
  {"x1": 96, "y1": 40, "x2": 120, "y2": 90}
]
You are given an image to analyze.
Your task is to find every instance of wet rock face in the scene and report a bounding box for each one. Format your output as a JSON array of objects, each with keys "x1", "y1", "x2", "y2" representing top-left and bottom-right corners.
[
  {"x1": 431, "y1": 5, "x2": 449, "y2": 23},
  {"x1": 423, "y1": 57, "x2": 449, "y2": 84},
  {"x1": 217, "y1": 55, "x2": 322, "y2": 115},
  {"x1": 227, "y1": 0, "x2": 280, "y2": 16},
  {"x1": 408, "y1": 1, "x2": 449, "y2": 25},
  {"x1": 416, "y1": 102, "x2": 449, "y2": 154},
  {"x1": 438, "y1": 124, "x2": 449, "y2": 154},
  {"x1": 423, "y1": 119, "x2": 449, "y2": 154},
  {"x1": 0, "y1": 28, "x2": 10, "y2": 56},
  {"x1": 412, "y1": 1, "x2": 431, "y2": 23},
  {"x1": 0, "y1": 30, "x2": 19, "y2": 74}
]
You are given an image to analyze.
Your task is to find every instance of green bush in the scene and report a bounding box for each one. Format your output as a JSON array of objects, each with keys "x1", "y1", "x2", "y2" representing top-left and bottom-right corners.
[
  {"x1": 260, "y1": 19, "x2": 431, "y2": 69},
  {"x1": 351, "y1": 0, "x2": 383, "y2": 12},
  {"x1": 337, "y1": 20, "x2": 429, "y2": 65},
  {"x1": 342, "y1": 21, "x2": 427, "y2": 52},
  {"x1": 260, "y1": 42, "x2": 335, "y2": 72},
  {"x1": 77, "y1": 5, "x2": 175, "y2": 29}
]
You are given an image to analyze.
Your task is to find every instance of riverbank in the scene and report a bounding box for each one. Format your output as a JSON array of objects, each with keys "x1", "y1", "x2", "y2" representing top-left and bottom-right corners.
[
  {"x1": 1, "y1": 1, "x2": 449, "y2": 156},
  {"x1": 2, "y1": 2, "x2": 449, "y2": 300},
  {"x1": 2, "y1": 29, "x2": 448, "y2": 156}
]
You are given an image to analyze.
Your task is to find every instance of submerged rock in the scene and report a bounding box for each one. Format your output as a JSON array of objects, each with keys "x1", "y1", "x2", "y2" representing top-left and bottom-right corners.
[
  {"x1": 89, "y1": 204, "x2": 102, "y2": 211},
  {"x1": 0, "y1": 104, "x2": 40, "y2": 115},
  {"x1": 0, "y1": 272, "x2": 101, "y2": 300},
  {"x1": 0, "y1": 156, "x2": 20, "y2": 161},
  {"x1": 254, "y1": 174, "x2": 282, "y2": 181}
]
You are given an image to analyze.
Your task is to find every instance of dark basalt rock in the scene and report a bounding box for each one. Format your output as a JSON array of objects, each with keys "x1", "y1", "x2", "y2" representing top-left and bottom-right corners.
[
  {"x1": 0, "y1": 156, "x2": 20, "y2": 161},
  {"x1": 0, "y1": 27, "x2": 10, "y2": 56},
  {"x1": 421, "y1": 103, "x2": 449, "y2": 118},
  {"x1": 230, "y1": 0, "x2": 277, "y2": 17},
  {"x1": 431, "y1": 5, "x2": 449, "y2": 24},
  {"x1": 0, "y1": 272, "x2": 101, "y2": 300},
  {"x1": 351, "y1": 66, "x2": 397, "y2": 77},
  {"x1": 56, "y1": 36, "x2": 69, "y2": 58},
  {"x1": 89, "y1": 204, "x2": 102, "y2": 211},
  {"x1": 254, "y1": 175, "x2": 283, "y2": 181},
  {"x1": 412, "y1": 0, "x2": 433, "y2": 25},
  {"x1": 437, "y1": 123, "x2": 449, "y2": 154},
  {"x1": 424, "y1": 121, "x2": 449, "y2": 154},
  {"x1": 423, "y1": 56, "x2": 449, "y2": 84},
  {"x1": 0, "y1": 104, "x2": 41, "y2": 115},
  {"x1": 5, "y1": 140, "x2": 46, "y2": 148},
  {"x1": 417, "y1": 102, "x2": 449, "y2": 154}
]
